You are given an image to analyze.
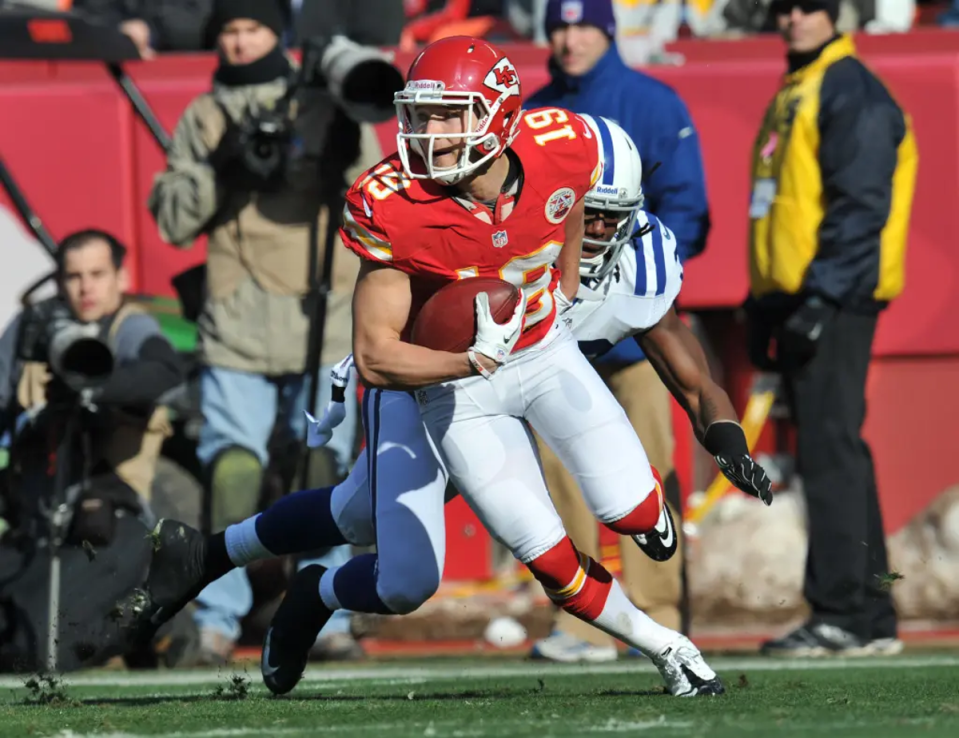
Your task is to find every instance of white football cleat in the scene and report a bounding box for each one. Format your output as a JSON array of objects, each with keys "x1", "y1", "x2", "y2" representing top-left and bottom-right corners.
[{"x1": 649, "y1": 635, "x2": 725, "y2": 697}]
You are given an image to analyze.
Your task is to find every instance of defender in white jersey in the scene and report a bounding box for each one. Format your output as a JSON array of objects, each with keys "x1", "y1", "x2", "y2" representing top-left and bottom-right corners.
[
  {"x1": 128, "y1": 115, "x2": 771, "y2": 700},
  {"x1": 569, "y1": 208, "x2": 684, "y2": 360}
]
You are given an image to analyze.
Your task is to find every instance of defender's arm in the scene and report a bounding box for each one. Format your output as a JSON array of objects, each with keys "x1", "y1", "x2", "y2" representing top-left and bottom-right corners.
[{"x1": 637, "y1": 307, "x2": 772, "y2": 505}]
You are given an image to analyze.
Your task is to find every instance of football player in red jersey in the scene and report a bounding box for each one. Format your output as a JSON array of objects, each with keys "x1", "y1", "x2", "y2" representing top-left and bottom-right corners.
[
  {"x1": 127, "y1": 38, "x2": 724, "y2": 698},
  {"x1": 341, "y1": 36, "x2": 720, "y2": 697}
]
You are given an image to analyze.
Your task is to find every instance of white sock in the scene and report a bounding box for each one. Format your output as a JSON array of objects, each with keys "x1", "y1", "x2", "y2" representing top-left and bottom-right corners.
[
  {"x1": 319, "y1": 566, "x2": 343, "y2": 611},
  {"x1": 587, "y1": 579, "x2": 677, "y2": 656},
  {"x1": 224, "y1": 515, "x2": 273, "y2": 567}
]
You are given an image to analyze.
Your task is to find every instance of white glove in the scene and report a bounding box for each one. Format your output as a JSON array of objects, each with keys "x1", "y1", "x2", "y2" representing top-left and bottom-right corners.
[
  {"x1": 557, "y1": 284, "x2": 604, "y2": 310},
  {"x1": 471, "y1": 290, "x2": 525, "y2": 368},
  {"x1": 330, "y1": 353, "x2": 354, "y2": 391},
  {"x1": 304, "y1": 354, "x2": 355, "y2": 448},
  {"x1": 305, "y1": 404, "x2": 346, "y2": 448}
]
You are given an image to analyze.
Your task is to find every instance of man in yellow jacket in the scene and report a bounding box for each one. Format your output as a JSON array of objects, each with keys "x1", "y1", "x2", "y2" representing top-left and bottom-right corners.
[{"x1": 746, "y1": 0, "x2": 917, "y2": 657}]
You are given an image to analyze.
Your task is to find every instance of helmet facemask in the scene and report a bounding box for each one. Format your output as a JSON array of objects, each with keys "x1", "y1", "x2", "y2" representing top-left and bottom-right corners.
[
  {"x1": 395, "y1": 86, "x2": 511, "y2": 185},
  {"x1": 580, "y1": 187, "x2": 644, "y2": 281}
]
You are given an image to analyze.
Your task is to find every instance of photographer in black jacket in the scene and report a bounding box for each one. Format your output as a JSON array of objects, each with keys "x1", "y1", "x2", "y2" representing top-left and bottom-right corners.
[{"x1": 0, "y1": 229, "x2": 183, "y2": 538}]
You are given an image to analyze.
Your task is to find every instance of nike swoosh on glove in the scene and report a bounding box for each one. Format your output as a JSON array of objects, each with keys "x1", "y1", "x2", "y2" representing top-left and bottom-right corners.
[
  {"x1": 715, "y1": 453, "x2": 773, "y2": 506},
  {"x1": 471, "y1": 290, "x2": 525, "y2": 365}
]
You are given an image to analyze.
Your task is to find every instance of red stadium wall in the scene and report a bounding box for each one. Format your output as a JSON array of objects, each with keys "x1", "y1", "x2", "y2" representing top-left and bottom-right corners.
[{"x1": 1, "y1": 31, "x2": 957, "y2": 579}]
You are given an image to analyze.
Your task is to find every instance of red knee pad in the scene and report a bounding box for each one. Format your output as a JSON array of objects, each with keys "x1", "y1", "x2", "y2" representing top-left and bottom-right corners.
[
  {"x1": 526, "y1": 537, "x2": 613, "y2": 622},
  {"x1": 603, "y1": 466, "x2": 664, "y2": 536}
]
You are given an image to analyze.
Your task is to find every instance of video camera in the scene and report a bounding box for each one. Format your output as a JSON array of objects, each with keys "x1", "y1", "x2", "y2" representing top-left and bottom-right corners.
[
  {"x1": 16, "y1": 296, "x2": 114, "y2": 396},
  {"x1": 237, "y1": 34, "x2": 404, "y2": 190}
]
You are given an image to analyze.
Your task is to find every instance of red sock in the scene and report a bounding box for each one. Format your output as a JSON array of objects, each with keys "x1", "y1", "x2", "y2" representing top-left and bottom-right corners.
[
  {"x1": 525, "y1": 537, "x2": 613, "y2": 621},
  {"x1": 603, "y1": 466, "x2": 664, "y2": 536}
]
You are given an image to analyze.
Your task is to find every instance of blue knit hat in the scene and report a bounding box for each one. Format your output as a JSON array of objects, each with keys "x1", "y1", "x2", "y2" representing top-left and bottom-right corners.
[{"x1": 544, "y1": 0, "x2": 617, "y2": 39}]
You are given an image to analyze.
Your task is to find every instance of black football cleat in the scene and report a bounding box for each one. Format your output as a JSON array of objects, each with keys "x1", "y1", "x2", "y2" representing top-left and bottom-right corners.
[
  {"x1": 127, "y1": 519, "x2": 213, "y2": 643},
  {"x1": 262, "y1": 565, "x2": 333, "y2": 696},
  {"x1": 631, "y1": 481, "x2": 678, "y2": 562}
]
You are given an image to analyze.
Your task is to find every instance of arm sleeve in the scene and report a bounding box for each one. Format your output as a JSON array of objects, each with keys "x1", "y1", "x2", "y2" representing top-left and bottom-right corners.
[
  {"x1": 641, "y1": 93, "x2": 711, "y2": 262},
  {"x1": 96, "y1": 315, "x2": 184, "y2": 406},
  {"x1": 340, "y1": 184, "x2": 396, "y2": 265},
  {"x1": 631, "y1": 211, "x2": 684, "y2": 318},
  {"x1": 808, "y1": 60, "x2": 904, "y2": 305},
  {"x1": 147, "y1": 101, "x2": 223, "y2": 247}
]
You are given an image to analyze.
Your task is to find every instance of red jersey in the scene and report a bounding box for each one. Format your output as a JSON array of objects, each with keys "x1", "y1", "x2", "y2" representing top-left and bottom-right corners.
[{"x1": 340, "y1": 107, "x2": 602, "y2": 352}]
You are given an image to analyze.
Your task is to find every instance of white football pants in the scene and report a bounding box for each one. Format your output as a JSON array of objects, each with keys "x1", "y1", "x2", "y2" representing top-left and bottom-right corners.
[
  {"x1": 417, "y1": 325, "x2": 656, "y2": 563},
  {"x1": 331, "y1": 324, "x2": 656, "y2": 611}
]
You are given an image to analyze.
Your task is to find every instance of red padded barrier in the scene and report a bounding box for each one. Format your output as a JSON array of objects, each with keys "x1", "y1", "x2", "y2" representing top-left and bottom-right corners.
[{"x1": 0, "y1": 79, "x2": 140, "y2": 282}]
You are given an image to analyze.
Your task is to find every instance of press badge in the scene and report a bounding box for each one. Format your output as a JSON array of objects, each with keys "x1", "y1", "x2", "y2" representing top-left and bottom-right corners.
[{"x1": 749, "y1": 178, "x2": 777, "y2": 219}]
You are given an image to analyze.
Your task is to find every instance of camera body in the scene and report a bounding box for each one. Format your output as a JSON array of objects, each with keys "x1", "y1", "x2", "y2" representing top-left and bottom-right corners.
[
  {"x1": 235, "y1": 106, "x2": 294, "y2": 191},
  {"x1": 16, "y1": 296, "x2": 115, "y2": 396},
  {"x1": 237, "y1": 34, "x2": 404, "y2": 190}
]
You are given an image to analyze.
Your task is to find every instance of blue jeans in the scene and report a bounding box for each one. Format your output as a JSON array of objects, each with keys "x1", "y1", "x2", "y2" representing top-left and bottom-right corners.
[{"x1": 193, "y1": 364, "x2": 359, "y2": 642}]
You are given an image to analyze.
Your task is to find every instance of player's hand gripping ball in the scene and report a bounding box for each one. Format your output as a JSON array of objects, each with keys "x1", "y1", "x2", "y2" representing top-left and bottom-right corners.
[{"x1": 411, "y1": 278, "x2": 521, "y2": 353}]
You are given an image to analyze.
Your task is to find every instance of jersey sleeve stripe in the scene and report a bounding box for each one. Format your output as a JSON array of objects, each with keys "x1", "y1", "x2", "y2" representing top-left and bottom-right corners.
[
  {"x1": 632, "y1": 212, "x2": 667, "y2": 298},
  {"x1": 652, "y1": 223, "x2": 667, "y2": 297},
  {"x1": 342, "y1": 204, "x2": 393, "y2": 262}
]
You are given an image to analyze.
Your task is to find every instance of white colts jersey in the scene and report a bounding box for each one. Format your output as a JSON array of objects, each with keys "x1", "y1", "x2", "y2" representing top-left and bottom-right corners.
[{"x1": 565, "y1": 211, "x2": 684, "y2": 359}]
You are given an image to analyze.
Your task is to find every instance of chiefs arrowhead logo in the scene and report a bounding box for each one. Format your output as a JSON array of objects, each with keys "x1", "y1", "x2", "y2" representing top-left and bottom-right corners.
[{"x1": 485, "y1": 57, "x2": 520, "y2": 96}]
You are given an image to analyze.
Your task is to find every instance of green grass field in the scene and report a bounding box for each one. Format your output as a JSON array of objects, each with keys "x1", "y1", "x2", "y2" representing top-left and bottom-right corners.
[{"x1": 2, "y1": 654, "x2": 959, "y2": 737}]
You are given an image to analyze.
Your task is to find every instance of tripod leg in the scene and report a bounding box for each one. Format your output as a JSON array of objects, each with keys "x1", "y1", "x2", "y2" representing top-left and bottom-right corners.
[{"x1": 46, "y1": 547, "x2": 61, "y2": 673}]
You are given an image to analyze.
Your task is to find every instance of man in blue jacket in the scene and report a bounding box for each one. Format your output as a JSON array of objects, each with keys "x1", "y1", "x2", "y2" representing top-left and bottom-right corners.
[{"x1": 527, "y1": 0, "x2": 711, "y2": 663}]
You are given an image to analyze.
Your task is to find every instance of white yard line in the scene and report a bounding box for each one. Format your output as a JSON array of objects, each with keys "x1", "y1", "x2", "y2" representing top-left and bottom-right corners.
[
  {"x1": 41, "y1": 716, "x2": 945, "y2": 738},
  {"x1": 4, "y1": 654, "x2": 958, "y2": 690},
  {"x1": 42, "y1": 717, "x2": 701, "y2": 738}
]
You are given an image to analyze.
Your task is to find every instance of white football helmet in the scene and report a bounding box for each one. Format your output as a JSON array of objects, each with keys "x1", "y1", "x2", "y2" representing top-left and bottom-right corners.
[{"x1": 579, "y1": 115, "x2": 645, "y2": 281}]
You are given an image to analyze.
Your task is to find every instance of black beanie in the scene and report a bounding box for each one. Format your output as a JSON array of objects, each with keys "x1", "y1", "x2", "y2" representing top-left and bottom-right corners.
[
  {"x1": 773, "y1": 1, "x2": 840, "y2": 24},
  {"x1": 822, "y1": 0, "x2": 840, "y2": 23},
  {"x1": 205, "y1": 0, "x2": 288, "y2": 46}
]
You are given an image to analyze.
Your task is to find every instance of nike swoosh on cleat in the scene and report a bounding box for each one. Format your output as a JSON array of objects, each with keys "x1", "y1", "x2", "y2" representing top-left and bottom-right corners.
[
  {"x1": 657, "y1": 509, "x2": 674, "y2": 549},
  {"x1": 262, "y1": 629, "x2": 280, "y2": 676}
]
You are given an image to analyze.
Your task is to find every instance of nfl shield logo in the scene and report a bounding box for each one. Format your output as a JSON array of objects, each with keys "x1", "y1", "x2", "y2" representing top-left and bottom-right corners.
[{"x1": 492, "y1": 230, "x2": 508, "y2": 248}]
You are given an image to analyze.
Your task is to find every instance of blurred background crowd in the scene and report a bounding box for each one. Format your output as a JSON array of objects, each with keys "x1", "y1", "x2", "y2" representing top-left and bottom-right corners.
[
  {"x1": 4, "y1": 1, "x2": 959, "y2": 61},
  {"x1": 0, "y1": 0, "x2": 954, "y2": 675}
]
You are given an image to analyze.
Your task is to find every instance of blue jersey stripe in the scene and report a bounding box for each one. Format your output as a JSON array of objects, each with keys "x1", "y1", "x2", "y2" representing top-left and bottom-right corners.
[
  {"x1": 652, "y1": 221, "x2": 667, "y2": 296},
  {"x1": 595, "y1": 116, "x2": 616, "y2": 185},
  {"x1": 634, "y1": 233, "x2": 648, "y2": 296}
]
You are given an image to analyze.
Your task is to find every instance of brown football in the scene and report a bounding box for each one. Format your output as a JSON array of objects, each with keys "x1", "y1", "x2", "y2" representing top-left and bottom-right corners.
[{"x1": 410, "y1": 277, "x2": 521, "y2": 353}]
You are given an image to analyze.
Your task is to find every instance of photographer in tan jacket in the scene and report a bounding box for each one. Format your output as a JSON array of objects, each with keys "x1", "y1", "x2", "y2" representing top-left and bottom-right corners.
[{"x1": 148, "y1": 0, "x2": 362, "y2": 664}]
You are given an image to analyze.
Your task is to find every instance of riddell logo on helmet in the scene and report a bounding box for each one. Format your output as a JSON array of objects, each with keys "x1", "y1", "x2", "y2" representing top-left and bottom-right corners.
[
  {"x1": 593, "y1": 184, "x2": 620, "y2": 197},
  {"x1": 485, "y1": 58, "x2": 520, "y2": 96},
  {"x1": 405, "y1": 79, "x2": 445, "y2": 93}
]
